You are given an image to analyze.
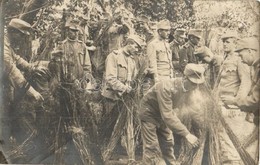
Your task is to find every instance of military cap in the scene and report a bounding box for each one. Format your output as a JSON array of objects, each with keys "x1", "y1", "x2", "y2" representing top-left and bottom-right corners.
[
  {"x1": 157, "y1": 19, "x2": 171, "y2": 30},
  {"x1": 8, "y1": 18, "x2": 31, "y2": 35},
  {"x1": 235, "y1": 37, "x2": 259, "y2": 52},
  {"x1": 137, "y1": 15, "x2": 150, "y2": 23},
  {"x1": 127, "y1": 34, "x2": 145, "y2": 48},
  {"x1": 221, "y1": 30, "x2": 238, "y2": 41},
  {"x1": 174, "y1": 29, "x2": 186, "y2": 38},
  {"x1": 184, "y1": 63, "x2": 205, "y2": 84},
  {"x1": 188, "y1": 29, "x2": 202, "y2": 39}
]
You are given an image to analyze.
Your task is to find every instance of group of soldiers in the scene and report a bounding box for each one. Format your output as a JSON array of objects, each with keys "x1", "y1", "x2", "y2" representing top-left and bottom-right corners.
[{"x1": 2, "y1": 8, "x2": 259, "y2": 165}]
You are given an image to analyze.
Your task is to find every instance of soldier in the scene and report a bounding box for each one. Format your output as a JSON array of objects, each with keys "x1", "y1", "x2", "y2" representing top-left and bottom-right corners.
[
  {"x1": 107, "y1": 9, "x2": 130, "y2": 53},
  {"x1": 4, "y1": 19, "x2": 44, "y2": 102},
  {"x1": 216, "y1": 31, "x2": 252, "y2": 165},
  {"x1": 139, "y1": 63, "x2": 204, "y2": 165},
  {"x1": 170, "y1": 29, "x2": 187, "y2": 76},
  {"x1": 59, "y1": 22, "x2": 92, "y2": 83},
  {"x1": 3, "y1": 18, "x2": 47, "y2": 163},
  {"x1": 223, "y1": 37, "x2": 259, "y2": 125},
  {"x1": 101, "y1": 34, "x2": 145, "y2": 161},
  {"x1": 179, "y1": 29, "x2": 202, "y2": 72},
  {"x1": 147, "y1": 19, "x2": 174, "y2": 83}
]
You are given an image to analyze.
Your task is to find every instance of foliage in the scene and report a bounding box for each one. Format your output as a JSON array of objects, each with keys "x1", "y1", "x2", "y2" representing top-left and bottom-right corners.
[{"x1": 194, "y1": 1, "x2": 260, "y2": 37}]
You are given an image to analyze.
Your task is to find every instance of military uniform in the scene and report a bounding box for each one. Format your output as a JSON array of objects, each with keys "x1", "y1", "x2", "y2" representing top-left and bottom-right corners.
[
  {"x1": 218, "y1": 53, "x2": 251, "y2": 100},
  {"x1": 238, "y1": 59, "x2": 260, "y2": 124},
  {"x1": 179, "y1": 41, "x2": 198, "y2": 72},
  {"x1": 147, "y1": 38, "x2": 174, "y2": 80},
  {"x1": 60, "y1": 38, "x2": 92, "y2": 82},
  {"x1": 217, "y1": 49, "x2": 251, "y2": 164},
  {"x1": 102, "y1": 49, "x2": 137, "y2": 100},
  {"x1": 107, "y1": 22, "x2": 129, "y2": 53},
  {"x1": 4, "y1": 36, "x2": 33, "y2": 91},
  {"x1": 170, "y1": 40, "x2": 183, "y2": 76},
  {"x1": 139, "y1": 78, "x2": 198, "y2": 165}
]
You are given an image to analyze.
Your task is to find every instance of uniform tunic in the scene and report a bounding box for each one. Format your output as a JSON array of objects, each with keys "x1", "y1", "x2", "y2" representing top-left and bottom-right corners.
[
  {"x1": 147, "y1": 38, "x2": 174, "y2": 80},
  {"x1": 60, "y1": 38, "x2": 92, "y2": 81},
  {"x1": 179, "y1": 41, "x2": 198, "y2": 72},
  {"x1": 102, "y1": 49, "x2": 137, "y2": 100},
  {"x1": 139, "y1": 78, "x2": 191, "y2": 165},
  {"x1": 4, "y1": 36, "x2": 32, "y2": 89},
  {"x1": 218, "y1": 53, "x2": 251, "y2": 100},
  {"x1": 237, "y1": 59, "x2": 260, "y2": 124}
]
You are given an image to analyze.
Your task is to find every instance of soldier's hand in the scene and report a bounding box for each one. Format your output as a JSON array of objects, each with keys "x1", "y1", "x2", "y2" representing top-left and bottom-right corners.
[
  {"x1": 27, "y1": 86, "x2": 44, "y2": 101},
  {"x1": 221, "y1": 95, "x2": 237, "y2": 105},
  {"x1": 185, "y1": 133, "x2": 199, "y2": 147},
  {"x1": 125, "y1": 85, "x2": 132, "y2": 93}
]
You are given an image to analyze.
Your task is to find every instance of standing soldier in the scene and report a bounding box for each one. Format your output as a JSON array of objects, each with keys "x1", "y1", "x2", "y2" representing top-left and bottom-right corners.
[
  {"x1": 223, "y1": 37, "x2": 259, "y2": 162},
  {"x1": 215, "y1": 31, "x2": 252, "y2": 165},
  {"x1": 170, "y1": 29, "x2": 187, "y2": 77},
  {"x1": 59, "y1": 22, "x2": 92, "y2": 82},
  {"x1": 3, "y1": 18, "x2": 46, "y2": 163},
  {"x1": 179, "y1": 29, "x2": 202, "y2": 72},
  {"x1": 139, "y1": 63, "x2": 204, "y2": 165},
  {"x1": 101, "y1": 35, "x2": 145, "y2": 162},
  {"x1": 147, "y1": 19, "x2": 174, "y2": 83}
]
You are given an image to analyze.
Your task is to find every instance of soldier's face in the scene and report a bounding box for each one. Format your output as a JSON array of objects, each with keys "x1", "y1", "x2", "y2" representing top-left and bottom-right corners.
[
  {"x1": 68, "y1": 29, "x2": 78, "y2": 40},
  {"x1": 127, "y1": 42, "x2": 141, "y2": 55},
  {"x1": 190, "y1": 36, "x2": 200, "y2": 46},
  {"x1": 158, "y1": 29, "x2": 170, "y2": 40},
  {"x1": 176, "y1": 36, "x2": 186, "y2": 45},
  {"x1": 223, "y1": 38, "x2": 236, "y2": 53},
  {"x1": 239, "y1": 49, "x2": 255, "y2": 65}
]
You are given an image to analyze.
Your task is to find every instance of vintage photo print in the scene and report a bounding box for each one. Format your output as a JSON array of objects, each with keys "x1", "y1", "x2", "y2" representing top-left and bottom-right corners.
[{"x1": 0, "y1": 0, "x2": 259, "y2": 164}]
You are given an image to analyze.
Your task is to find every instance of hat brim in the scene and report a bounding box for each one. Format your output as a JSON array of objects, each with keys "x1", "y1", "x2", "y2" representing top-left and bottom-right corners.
[
  {"x1": 188, "y1": 34, "x2": 201, "y2": 39},
  {"x1": 158, "y1": 26, "x2": 171, "y2": 30},
  {"x1": 187, "y1": 75, "x2": 205, "y2": 84}
]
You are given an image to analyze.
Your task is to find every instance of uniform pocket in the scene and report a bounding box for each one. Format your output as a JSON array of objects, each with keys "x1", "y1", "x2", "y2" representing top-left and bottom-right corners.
[
  {"x1": 156, "y1": 50, "x2": 168, "y2": 62},
  {"x1": 118, "y1": 64, "x2": 127, "y2": 82}
]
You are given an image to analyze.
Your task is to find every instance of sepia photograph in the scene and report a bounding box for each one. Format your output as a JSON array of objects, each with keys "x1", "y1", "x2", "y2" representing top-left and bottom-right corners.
[{"x1": 0, "y1": 0, "x2": 259, "y2": 164}]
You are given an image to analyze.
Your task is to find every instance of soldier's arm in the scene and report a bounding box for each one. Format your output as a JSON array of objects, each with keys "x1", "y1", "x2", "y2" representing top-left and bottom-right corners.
[
  {"x1": 83, "y1": 45, "x2": 92, "y2": 73},
  {"x1": 237, "y1": 79, "x2": 260, "y2": 108},
  {"x1": 147, "y1": 42, "x2": 158, "y2": 81},
  {"x1": 156, "y1": 82, "x2": 190, "y2": 137},
  {"x1": 179, "y1": 48, "x2": 188, "y2": 72},
  {"x1": 236, "y1": 59, "x2": 252, "y2": 99},
  {"x1": 105, "y1": 54, "x2": 128, "y2": 92},
  {"x1": 4, "y1": 44, "x2": 28, "y2": 89}
]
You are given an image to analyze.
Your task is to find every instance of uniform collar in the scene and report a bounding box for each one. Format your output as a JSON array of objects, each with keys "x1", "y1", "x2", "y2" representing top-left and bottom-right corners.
[
  {"x1": 252, "y1": 58, "x2": 260, "y2": 67},
  {"x1": 188, "y1": 41, "x2": 195, "y2": 48},
  {"x1": 122, "y1": 49, "x2": 134, "y2": 58}
]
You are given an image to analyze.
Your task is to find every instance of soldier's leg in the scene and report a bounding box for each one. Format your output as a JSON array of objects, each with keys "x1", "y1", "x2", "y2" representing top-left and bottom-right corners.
[
  {"x1": 141, "y1": 121, "x2": 166, "y2": 165},
  {"x1": 157, "y1": 125, "x2": 176, "y2": 165}
]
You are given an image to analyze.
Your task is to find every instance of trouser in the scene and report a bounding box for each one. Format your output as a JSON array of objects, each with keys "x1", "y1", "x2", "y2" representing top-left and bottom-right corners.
[
  {"x1": 219, "y1": 105, "x2": 243, "y2": 165},
  {"x1": 141, "y1": 121, "x2": 176, "y2": 165}
]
